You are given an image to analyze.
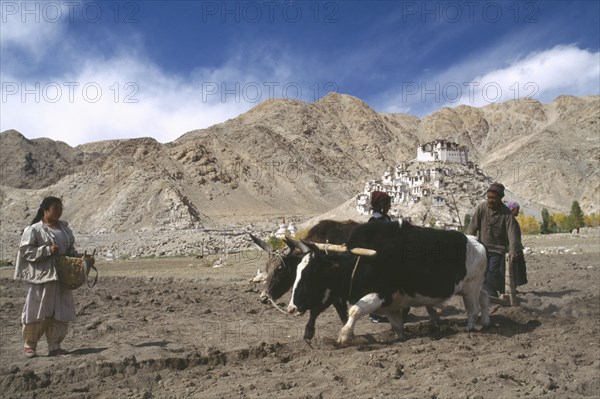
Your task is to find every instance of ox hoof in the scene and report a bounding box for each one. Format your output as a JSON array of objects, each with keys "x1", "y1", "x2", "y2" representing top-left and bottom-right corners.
[
  {"x1": 337, "y1": 333, "x2": 355, "y2": 346},
  {"x1": 392, "y1": 331, "x2": 406, "y2": 342},
  {"x1": 303, "y1": 329, "x2": 315, "y2": 341}
]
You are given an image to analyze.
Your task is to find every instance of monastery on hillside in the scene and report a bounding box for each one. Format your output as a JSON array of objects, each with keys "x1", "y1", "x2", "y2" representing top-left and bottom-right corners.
[
  {"x1": 417, "y1": 139, "x2": 469, "y2": 164},
  {"x1": 356, "y1": 140, "x2": 472, "y2": 217}
]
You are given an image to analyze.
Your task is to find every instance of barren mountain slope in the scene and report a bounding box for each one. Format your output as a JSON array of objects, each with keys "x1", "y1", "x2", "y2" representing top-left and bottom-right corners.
[
  {"x1": 384, "y1": 95, "x2": 599, "y2": 213},
  {"x1": 1, "y1": 94, "x2": 598, "y2": 244},
  {"x1": 0, "y1": 130, "x2": 86, "y2": 189}
]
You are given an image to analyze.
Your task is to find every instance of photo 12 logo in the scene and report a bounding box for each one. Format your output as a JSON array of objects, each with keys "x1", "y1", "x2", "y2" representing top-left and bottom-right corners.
[
  {"x1": 1, "y1": 1, "x2": 140, "y2": 23},
  {"x1": 200, "y1": 1, "x2": 339, "y2": 23},
  {"x1": 203, "y1": 159, "x2": 340, "y2": 188},
  {"x1": 487, "y1": 161, "x2": 540, "y2": 185},
  {"x1": 196, "y1": 320, "x2": 306, "y2": 343},
  {"x1": 399, "y1": 1, "x2": 539, "y2": 24},
  {"x1": 201, "y1": 81, "x2": 339, "y2": 103},
  {"x1": 400, "y1": 81, "x2": 540, "y2": 105},
  {"x1": 1, "y1": 82, "x2": 140, "y2": 104}
]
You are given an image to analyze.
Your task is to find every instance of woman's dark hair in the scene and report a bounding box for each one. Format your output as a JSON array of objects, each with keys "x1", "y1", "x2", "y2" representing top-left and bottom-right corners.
[
  {"x1": 370, "y1": 191, "x2": 391, "y2": 212},
  {"x1": 31, "y1": 196, "x2": 62, "y2": 225},
  {"x1": 372, "y1": 197, "x2": 391, "y2": 212}
]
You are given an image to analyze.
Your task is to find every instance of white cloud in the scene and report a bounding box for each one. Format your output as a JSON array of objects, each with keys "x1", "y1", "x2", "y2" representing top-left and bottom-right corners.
[
  {"x1": 378, "y1": 44, "x2": 600, "y2": 116},
  {"x1": 1, "y1": 58, "x2": 241, "y2": 145},
  {"x1": 7, "y1": 9, "x2": 597, "y2": 146},
  {"x1": 1, "y1": 57, "x2": 266, "y2": 145},
  {"x1": 457, "y1": 45, "x2": 600, "y2": 108},
  {"x1": 0, "y1": 16, "x2": 323, "y2": 146},
  {"x1": 1, "y1": 8, "x2": 66, "y2": 57}
]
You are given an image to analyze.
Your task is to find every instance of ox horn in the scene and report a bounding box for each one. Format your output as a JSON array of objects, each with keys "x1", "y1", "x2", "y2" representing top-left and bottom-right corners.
[
  {"x1": 311, "y1": 243, "x2": 377, "y2": 257},
  {"x1": 283, "y1": 236, "x2": 305, "y2": 254},
  {"x1": 249, "y1": 233, "x2": 273, "y2": 253},
  {"x1": 282, "y1": 238, "x2": 312, "y2": 254},
  {"x1": 295, "y1": 239, "x2": 313, "y2": 254}
]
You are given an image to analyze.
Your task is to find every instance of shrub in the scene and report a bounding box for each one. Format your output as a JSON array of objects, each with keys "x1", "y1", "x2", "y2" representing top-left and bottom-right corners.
[
  {"x1": 516, "y1": 213, "x2": 540, "y2": 235},
  {"x1": 585, "y1": 213, "x2": 600, "y2": 227}
]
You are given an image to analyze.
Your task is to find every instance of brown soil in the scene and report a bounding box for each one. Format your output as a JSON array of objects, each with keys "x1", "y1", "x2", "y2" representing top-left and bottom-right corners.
[{"x1": 0, "y1": 234, "x2": 598, "y2": 398}]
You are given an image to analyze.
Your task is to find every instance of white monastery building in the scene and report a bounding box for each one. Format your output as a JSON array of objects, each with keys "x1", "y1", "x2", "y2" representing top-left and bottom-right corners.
[
  {"x1": 356, "y1": 139, "x2": 469, "y2": 216},
  {"x1": 417, "y1": 139, "x2": 468, "y2": 164}
]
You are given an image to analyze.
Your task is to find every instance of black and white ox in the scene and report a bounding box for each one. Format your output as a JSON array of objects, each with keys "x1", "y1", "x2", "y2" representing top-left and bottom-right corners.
[
  {"x1": 249, "y1": 220, "x2": 361, "y2": 340},
  {"x1": 288, "y1": 220, "x2": 490, "y2": 345}
]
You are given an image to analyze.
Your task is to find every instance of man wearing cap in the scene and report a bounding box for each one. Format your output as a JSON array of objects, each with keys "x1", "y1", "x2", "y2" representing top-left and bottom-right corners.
[{"x1": 467, "y1": 183, "x2": 520, "y2": 298}]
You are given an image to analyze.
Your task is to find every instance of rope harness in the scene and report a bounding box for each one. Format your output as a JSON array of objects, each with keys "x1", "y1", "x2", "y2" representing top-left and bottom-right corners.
[
  {"x1": 348, "y1": 255, "x2": 361, "y2": 300},
  {"x1": 322, "y1": 243, "x2": 362, "y2": 301},
  {"x1": 264, "y1": 251, "x2": 291, "y2": 315}
]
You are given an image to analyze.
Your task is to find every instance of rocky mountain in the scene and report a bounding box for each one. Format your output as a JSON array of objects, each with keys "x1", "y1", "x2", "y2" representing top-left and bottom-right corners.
[
  {"x1": 403, "y1": 95, "x2": 600, "y2": 213},
  {"x1": 1, "y1": 93, "x2": 598, "y2": 258}
]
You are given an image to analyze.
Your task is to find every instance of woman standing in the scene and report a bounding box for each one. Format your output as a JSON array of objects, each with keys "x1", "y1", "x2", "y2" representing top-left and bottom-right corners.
[
  {"x1": 506, "y1": 201, "x2": 528, "y2": 288},
  {"x1": 14, "y1": 196, "x2": 79, "y2": 358}
]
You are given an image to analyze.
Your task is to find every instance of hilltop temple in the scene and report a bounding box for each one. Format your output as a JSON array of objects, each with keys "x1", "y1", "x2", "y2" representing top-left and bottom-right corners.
[
  {"x1": 356, "y1": 140, "x2": 472, "y2": 217},
  {"x1": 417, "y1": 139, "x2": 469, "y2": 164}
]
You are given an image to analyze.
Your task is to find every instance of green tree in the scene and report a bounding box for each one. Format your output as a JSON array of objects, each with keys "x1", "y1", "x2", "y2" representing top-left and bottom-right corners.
[
  {"x1": 548, "y1": 213, "x2": 558, "y2": 233},
  {"x1": 552, "y1": 213, "x2": 571, "y2": 233},
  {"x1": 569, "y1": 200, "x2": 585, "y2": 233},
  {"x1": 541, "y1": 208, "x2": 550, "y2": 234}
]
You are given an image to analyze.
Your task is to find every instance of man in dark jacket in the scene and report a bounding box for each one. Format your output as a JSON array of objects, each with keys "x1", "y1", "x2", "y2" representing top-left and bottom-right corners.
[
  {"x1": 368, "y1": 191, "x2": 391, "y2": 322},
  {"x1": 467, "y1": 183, "x2": 520, "y2": 297}
]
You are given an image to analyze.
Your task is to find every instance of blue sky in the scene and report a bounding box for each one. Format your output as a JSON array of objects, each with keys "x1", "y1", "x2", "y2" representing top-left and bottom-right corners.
[{"x1": 1, "y1": 0, "x2": 599, "y2": 146}]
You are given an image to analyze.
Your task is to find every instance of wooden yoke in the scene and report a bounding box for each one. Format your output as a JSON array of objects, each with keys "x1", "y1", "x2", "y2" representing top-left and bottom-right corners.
[
  {"x1": 490, "y1": 256, "x2": 518, "y2": 307},
  {"x1": 311, "y1": 243, "x2": 377, "y2": 257}
]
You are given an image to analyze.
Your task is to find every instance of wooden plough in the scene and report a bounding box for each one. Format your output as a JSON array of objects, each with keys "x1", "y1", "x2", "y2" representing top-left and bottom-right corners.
[{"x1": 489, "y1": 257, "x2": 519, "y2": 307}]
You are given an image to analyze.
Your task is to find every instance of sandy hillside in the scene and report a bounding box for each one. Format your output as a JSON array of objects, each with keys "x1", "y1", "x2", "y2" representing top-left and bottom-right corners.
[
  {"x1": 0, "y1": 230, "x2": 598, "y2": 399},
  {"x1": 2, "y1": 95, "x2": 598, "y2": 242}
]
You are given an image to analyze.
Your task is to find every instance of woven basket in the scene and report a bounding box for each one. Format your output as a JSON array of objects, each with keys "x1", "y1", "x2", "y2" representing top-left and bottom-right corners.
[{"x1": 55, "y1": 255, "x2": 96, "y2": 290}]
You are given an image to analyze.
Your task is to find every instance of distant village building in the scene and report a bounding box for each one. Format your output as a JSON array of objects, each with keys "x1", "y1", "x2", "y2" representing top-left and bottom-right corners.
[
  {"x1": 274, "y1": 220, "x2": 297, "y2": 239},
  {"x1": 287, "y1": 222, "x2": 297, "y2": 237},
  {"x1": 417, "y1": 139, "x2": 468, "y2": 164},
  {"x1": 105, "y1": 249, "x2": 117, "y2": 261},
  {"x1": 432, "y1": 196, "x2": 446, "y2": 206},
  {"x1": 356, "y1": 139, "x2": 468, "y2": 216},
  {"x1": 356, "y1": 193, "x2": 369, "y2": 215}
]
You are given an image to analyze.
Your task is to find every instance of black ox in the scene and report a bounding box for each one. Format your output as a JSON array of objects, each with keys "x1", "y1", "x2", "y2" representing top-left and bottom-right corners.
[
  {"x1": 288, "y1": 220, "x2": 490, "y2": 345},
  {"x1": 250, "y1": 219, "x2": 360, "y2": 340}
]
